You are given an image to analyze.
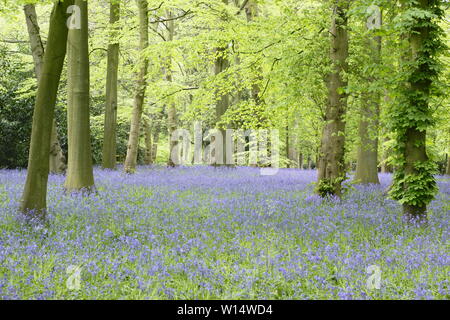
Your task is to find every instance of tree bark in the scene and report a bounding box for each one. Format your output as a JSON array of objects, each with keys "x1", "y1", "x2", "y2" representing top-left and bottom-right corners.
[
  {"x1": 21, "y1": 0, "x2": 74, "y2": 216},
  {"x1": 317, "y1": 1, "x2": 349, "y2": 197},
  {"x1": 144, "y1": 117, "x2": 153, "y2": 165},
  {"x1": 380, "y1": 135, "x2": 392, "y2": 173},
  {"x1": 24, "y1": 4, "x2": 66, "y2": 174},
  {"x1": 64, "y1": 0, "x2": 95, "y2": 192},
  {"x1": 245, "y1": 0, "x2": 262, "y2": 104},
  {"x1": 151, "y1": 123, "x2": 160, "y2": 163},
  {"x1": 124, "y1": 0, "x2": 149, "y2": 173},
  {"x1": 211, "y1": 0, "x2": 231, "y2": 166},
  {"x1": 165, "y1": 11, "x2": 178, "y2": 167},
  {"x1": 446, "y1": 153, "x2": 450, "y2": 175},
  {"x1": 102, "y1": 1, "x2": 120, "y2": 169},
  {"x1": 287, "y1": 119, "x2": 300, "y2": 168},
  {"x1": 355, "y1": 13, "x2": 381, "y2": 184}
]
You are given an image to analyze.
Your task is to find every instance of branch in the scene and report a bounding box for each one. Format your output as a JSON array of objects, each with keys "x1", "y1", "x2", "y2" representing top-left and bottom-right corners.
[
  {"x1": 235, "y1": 0, "x2": 249, "y2": 15},
  {"x1": 259, "y1": 58, "x2": 281, "y2": 98},
  {"x1": 148, "y1": 2, "x2": 164, "y2": 12},
  {"x1": 238, "y1": 26, "x2": 302, "y2": 55},
  {"x1": 149, "y1": 87, "x2": 199, "y2": 106},
  {"x1": 150, "y1": 10, "x2": 193, "y2": 23},
  {"x1": 1, "y1": 39, "x2": 28, "y2": 43},
  {"x1": 89, "y1": 47, "x2": 108, "y2": 56}
]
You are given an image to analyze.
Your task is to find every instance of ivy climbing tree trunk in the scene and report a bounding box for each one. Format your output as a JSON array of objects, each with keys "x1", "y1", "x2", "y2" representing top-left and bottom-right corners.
[
  {"x1": 24, "y1": 4, "x2": 66, "y2": 174},
  {"x1": 355, "y1": 12, "x2": 382, "y2": 184},
  {"x1": 124, "y1": 0, "x2": 149, "y2": 173},
  {"x1": 21, "y1": 0, "x2": 73, "y2": 217},
  {"x1": 64, "y1": 0, "x2": 95, "y2": 192},
  {"x1": 102, "y1": 1, "x2": 120, "y2": 170},
  {"x1": 317, "y1": 0, "x2": 349, "y2": 197},
  {"x1": 390, "y1": 0, "x2": 444, "y2": 223}
]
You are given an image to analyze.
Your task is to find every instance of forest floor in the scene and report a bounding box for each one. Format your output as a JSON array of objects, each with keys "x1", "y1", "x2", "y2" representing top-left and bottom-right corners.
[{"x1": 0, "y1": 167, "x2": 448, "y2": 299}]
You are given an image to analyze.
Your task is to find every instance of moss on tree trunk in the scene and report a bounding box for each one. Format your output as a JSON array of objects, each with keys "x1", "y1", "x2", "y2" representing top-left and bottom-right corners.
[{"x1": 21, "y1": 0, "x2": 74, "y2": 217}]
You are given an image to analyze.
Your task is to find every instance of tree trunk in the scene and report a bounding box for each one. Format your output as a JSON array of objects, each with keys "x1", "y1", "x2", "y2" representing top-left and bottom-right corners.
[
  {"x1": 21, "y1": 0, "x2": 74, "y2": 216},
  {"x1": 212, "y1": 0, "x2": 231, "y2": 166},
  {"x1": 285, "y1": 123, "x2": 289, "y2": 167},
  {"x1": 355, "y1": 13, "x2": 381, "y2": 184},
  {"x1": 395, "y1": 0, "x2": 440, "y2": 223},
  {"x1": 24, "y1": 4, "x2": 66, "y2": 174},
  {"x1": 102, "y1": 1, "x2": 120, "y2": 169},
  {"x1": 245, "y1": 0, "x2": 262, "y2": 104},
  {"x1": 446, "y1": 154, "x2": 450, "y2": 175},
  {"x1": 317, "y1": 1, "x2": 349, "y2": 197},
  {"x1": 124, "y1": 0, "x2": 149, "y2": 173},
  {"x1": 288, "y1": 119, "x2": 299, "y2": 168},
  {"x1": 144, "y1": 117, "x2": 153, "y2": 165},
  {"x1": 380, "y1": 120, "x2": 392, "y2": 173},
  {"x1": 165, "y1": 11, "x2": 178, "y2": 167},
  {"x1": 151, "y1": 123, "x2": 160, "y2": 163},
  {"x1": 49, "y1": 122, "x2": 66, "y2": 174},
  {"x1": 64, "y1": 0, "x2": 95, "y2": 192}
]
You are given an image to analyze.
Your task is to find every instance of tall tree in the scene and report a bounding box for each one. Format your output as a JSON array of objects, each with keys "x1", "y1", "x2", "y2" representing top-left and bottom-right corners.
[
  {"x1": 21, "y1": 0, "x2": 74, "y2": 217},
  {"x1": 124, "y1": 0, "x2": 149, "y2": 173},
  {"x1": 102, "y1": 0, "x2": 120, "y2": 169},
  {"x1": 245, "y1": 0, "x2": 262, "y2": 103},
  {"x1": 212, "y1": 0, "x2": 231, "y2": 166},
  {"x1": 390, "y1": 0, "x2": 445, "y2": 223},
  {"x1": 317, "y1": 0, "x2": 349, "y2": 197},
  {"x1": 355, "y1": 8, "x2": 382, "y2": 184},
  {"x1": 144, "y1": 116, "x2": 153, "y2": 165},
  {"x1": 287, "y1": 119, "x2": 300, "y2": 168},
  {"x1": 64, "y1": 0, "x2": 95, "y2": 192},
  {"x1": 23, "y1": 4, "x2": 66, "y2": 174},
  {"x1": 166, "y1": 11, "x2": 178, "y2": 167},
  {"x1": 446, "y1": 153, "x2": 450, "y2": 175}
]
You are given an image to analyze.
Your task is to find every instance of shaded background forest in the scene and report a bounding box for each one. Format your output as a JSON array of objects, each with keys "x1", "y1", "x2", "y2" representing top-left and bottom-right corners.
[{"x1": 0, "y1": 0, "x2": 449, "y2": 172}]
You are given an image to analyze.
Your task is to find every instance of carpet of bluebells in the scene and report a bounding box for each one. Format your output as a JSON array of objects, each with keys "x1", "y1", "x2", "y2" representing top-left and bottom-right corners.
[{"x1": 0, "y1": 166, "x2": 448, "y2": 300}]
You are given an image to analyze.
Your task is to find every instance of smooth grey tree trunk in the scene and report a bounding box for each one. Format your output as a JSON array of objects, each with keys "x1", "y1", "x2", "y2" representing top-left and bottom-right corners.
[
  {"x1": 21, "y1": 0, "x2": 74, "y2": 217},
  {"x1": 165, "y1": 11, "x2": 178, "y2": 167},
  {"x1": 144, "y1": 117, "x2": 153, "y2": 165},
  {"x1": 446, "y1": 154, "x2": 450, "y2": 175},
  {"x1": 102, "y1": 1, "x2": 120, "y2": 169},
  {"x1": 64, "y1": 0, "x2": 95, "y2": 192},
  {"x1": 124, "y1": 0, "x2": 149, "y2": 173},
  {"x1": 24, "y1": 4, "x2": 66, "y2": 174},
  {"x1": 355, "y1": 10, "x2": 381, "y2": 184}
]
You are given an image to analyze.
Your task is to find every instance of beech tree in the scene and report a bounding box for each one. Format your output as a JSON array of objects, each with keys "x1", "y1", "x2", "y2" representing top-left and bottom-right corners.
[
  {"x1": 23, "y1": 4, "x2": 67, "y2": 175},
  {"x1": 317, "y1": 0, "x2": 350, "y2": 197},
  {"x1": 166, "y1": 11, "x2": 178, "y2": 167},
  {"x1": 124, "y1": 0, "x2": 149, "y2": 173},
  {"x1": 354, "y1": 7, "x2": 382, "y2": 184},
  {"x1": 64, "y1": 0, "x2": 95, "y2": 192},
  {"x1": 21, "y1": 0, "x2": 74, "y2": 216},
  {"x1": 102, "y1": 1, "x2": 120, "y2": 170}
]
